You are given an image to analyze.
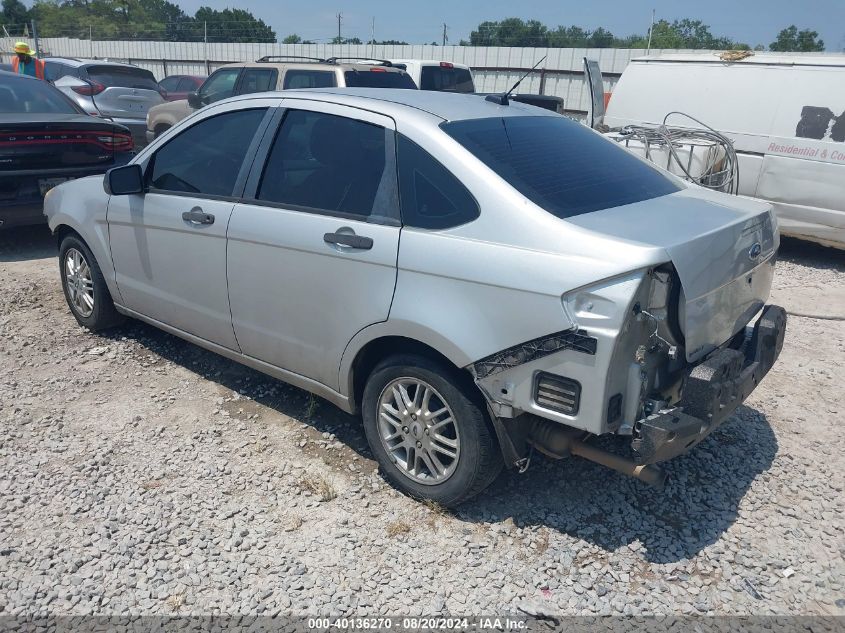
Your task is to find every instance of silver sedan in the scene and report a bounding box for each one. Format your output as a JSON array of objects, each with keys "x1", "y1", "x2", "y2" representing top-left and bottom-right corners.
[{"x1": 44, "y1": 89, "x2": 786, "y2": 505}]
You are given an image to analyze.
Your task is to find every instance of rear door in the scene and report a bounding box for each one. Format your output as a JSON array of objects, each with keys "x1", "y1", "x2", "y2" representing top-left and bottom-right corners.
[
  {"x1": 108, "y1": 99, "x2": 278, "y2": 349},
  {"x1": 227, "y1": 99, "x2": 401, "y2": 389},
  {"x1": 83, "y1": 64, "x2": 163, "y2": 119}
]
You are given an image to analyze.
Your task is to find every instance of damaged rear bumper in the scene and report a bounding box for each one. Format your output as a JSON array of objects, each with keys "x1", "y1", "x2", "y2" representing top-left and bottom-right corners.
[{"x1": 632, "y1": 304, "x2": 787, "y2": 465}]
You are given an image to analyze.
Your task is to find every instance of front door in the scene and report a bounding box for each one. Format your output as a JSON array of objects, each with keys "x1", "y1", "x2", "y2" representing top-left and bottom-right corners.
[
  {"x1": 227, "y1": 100, "x2": 401, "y2": 390},
  {"x1": 108, "y1": 103, "x2": 275, "y2": 350}
]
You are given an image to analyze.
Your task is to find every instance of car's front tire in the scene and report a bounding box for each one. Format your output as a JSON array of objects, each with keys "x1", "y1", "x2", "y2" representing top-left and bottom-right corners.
[
  {"x1": 362, "y1": 354, "x2": 503, "y2": 506},
  {"x1": 59, "y1": 234, "x2": 124, "y2": 331}
]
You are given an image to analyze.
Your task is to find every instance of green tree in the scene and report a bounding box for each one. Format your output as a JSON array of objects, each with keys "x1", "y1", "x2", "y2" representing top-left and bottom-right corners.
[
  {"x1": 770, "y1": 25, "x2": 824, "y2": 51},
  {"x1": 193, "y1": 6, "x2": 275, "y2": 42},
  {"x1": 282, "y1": 33, "x2": 301, "y2": 44},
  {"x1": 1, "y1": 0, "x2": 30, "y2": 28}
]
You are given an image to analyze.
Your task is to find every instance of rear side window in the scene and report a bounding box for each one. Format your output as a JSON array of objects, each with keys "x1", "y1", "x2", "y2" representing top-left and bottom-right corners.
[
  {"x1": 442, "y1": 116, "x2": 681, "y2": 220},
  {"x1": 148, "y1": 108, "x2": 267, "y2": 197},
  {"x1": 420, "y1": 66, "x2": 474, "y2": 93},
  {"x1": 283, "y1": 70, "x2": 337, "y2": 89},
  {"x1": 397, "y1": 135, "x2": 479, "y2": 229},
  {"x1": 238, "y1": 68, "x2": 278, "y2": 95},
  {"x1": 343, "y1": 70, "x2": 417, "y2": 89},
  {"x1": 177, "y1": 77, "x2": 201, "y2": 92},
  {"x1": 84, "y1": 65, "x2": 159, "y2": 90},
  {"x1": 257, "y1": 109, "x2": 397, "y2": 221},
  {"x1": 45, "y1": 62, "x2": 70, "y2": 82}
]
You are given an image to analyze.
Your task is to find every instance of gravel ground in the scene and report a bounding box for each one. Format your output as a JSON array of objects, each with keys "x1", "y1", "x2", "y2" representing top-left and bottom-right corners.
[{"x1": 0, "y1": 227, "x2": 843, "y2": 617}]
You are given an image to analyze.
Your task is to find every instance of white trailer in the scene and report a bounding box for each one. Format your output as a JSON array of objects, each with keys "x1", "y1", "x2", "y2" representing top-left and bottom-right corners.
[{"x1": 604, "y1": 52, "x2": 845, "y2": 250}]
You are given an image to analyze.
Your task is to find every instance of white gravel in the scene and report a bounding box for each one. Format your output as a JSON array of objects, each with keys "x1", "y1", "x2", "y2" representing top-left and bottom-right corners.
[{"x1": 1, "y1": 228, "x2": 843, "y2": 617}]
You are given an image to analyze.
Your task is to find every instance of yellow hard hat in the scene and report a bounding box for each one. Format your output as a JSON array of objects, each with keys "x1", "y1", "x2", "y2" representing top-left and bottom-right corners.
[{"x1": 14, "y1": 41, "x2": 33, "y2": 55}]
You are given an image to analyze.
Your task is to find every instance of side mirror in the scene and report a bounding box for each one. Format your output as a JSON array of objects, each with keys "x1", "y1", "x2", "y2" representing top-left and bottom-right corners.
[
  {"x1": 104, "y1": 164, "x2": 145, "y2": 196},
  {"x1": 187, "y1": 91, "x2": 202, "y2": 108}
]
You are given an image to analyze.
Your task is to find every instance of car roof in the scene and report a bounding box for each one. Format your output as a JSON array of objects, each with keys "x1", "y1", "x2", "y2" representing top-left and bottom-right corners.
[
  {"x1": 42, "y1": 57, "x2": 147, "y2": 69},
  {"x1": 220, "y1": 60, "x2": 406, "y2": 72},
  {"x1": 235, "y1": 88, "x2": 557, "y2": 122},
  {"x1": 0, "y1": 69, "x2": 40, "y2": 80},
  {"x1": 631, "y1": 51, "x2": 845, "y2": 68}
]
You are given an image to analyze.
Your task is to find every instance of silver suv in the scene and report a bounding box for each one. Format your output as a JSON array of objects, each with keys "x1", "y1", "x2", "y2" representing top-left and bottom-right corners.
[
  {"x1": 44, "y1": 89, "x2": 786, "y2": 505},
  {"x1": 145, "y1": 56, "x2": 416, "y2": 142},
  {"x1": 45, "y1": 58, "x2": 164, "y2": 147}
]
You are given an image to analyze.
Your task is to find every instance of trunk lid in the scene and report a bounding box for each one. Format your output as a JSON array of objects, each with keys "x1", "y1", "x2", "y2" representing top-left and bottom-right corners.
[
  {"x1": 85, "y1": 65, "x2": 164, "y2": 120},
  {"x1": 566, "y1": 188, "x2": 777, "y2": 362},
  {"x1": 0, "y1": 115, "x2": 131, "y2": 170}
]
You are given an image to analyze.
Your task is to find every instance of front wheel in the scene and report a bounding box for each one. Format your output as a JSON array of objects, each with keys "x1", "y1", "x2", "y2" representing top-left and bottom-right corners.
[
  {"x1": 362, "y1": 355, "x2": 503, "y2": 506},
  {"x1": 59, "y1": 234, "x2": 124, "y2": 331}
]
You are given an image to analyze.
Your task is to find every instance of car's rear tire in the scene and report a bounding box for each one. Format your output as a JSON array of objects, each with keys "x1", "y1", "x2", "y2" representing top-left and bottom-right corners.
[
  {"x1": 362, "y1": 354, "x2": 503, "y2": 506},
  {"x1": 59, "y1": 234, "x2": 124, "y2": 331}
]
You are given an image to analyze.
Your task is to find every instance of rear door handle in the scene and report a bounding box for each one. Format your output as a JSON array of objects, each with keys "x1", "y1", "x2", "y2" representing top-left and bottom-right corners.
[
  {"x1": 324, "y1": 232, "x2": 373, "y2": 250},
  {"x1": 182, "y1": 208, "x2": 215, "y2": 225}
]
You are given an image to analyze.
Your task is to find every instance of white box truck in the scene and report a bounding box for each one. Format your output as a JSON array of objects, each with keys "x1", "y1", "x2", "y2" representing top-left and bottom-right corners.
[{"x1": 604, "y1": 52, "x2": 845, "y2": 250}]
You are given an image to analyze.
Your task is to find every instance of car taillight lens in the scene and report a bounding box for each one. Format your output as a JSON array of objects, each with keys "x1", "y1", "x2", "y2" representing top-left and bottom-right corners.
[
  {"x1": 369, "y1": 67, "x2": 387, "y2": 72},
  {"x1": 97, "y1": 132, "x2": 134, "y2": 152},
  {"x1": 72, "y1": 80, "x2": 106, "y2": 96},
  {"x1": 440, "y1": 61, "x2": 454, "y2": 68}
]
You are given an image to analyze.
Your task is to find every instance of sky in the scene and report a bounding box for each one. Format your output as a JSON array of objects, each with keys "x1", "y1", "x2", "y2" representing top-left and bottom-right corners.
[{"x1": 170, "y1": 0, "x2": 845, "y2": 51}]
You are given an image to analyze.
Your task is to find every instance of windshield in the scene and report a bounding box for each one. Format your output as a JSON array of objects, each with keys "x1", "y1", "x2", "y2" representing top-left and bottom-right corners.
[
  {"x1": 86, "y1": 65, "x2": 160, "y2": 90},
  {"x1": 0, "y1": 75, "x2": 81, "y2": 114},
  {"x1": 442, "y1": 116, "x2": 681, "y2": 219},
  {"x1": 343, "y1": 70, "x2": 417, "y2": 89},
  {"x1": 420, "y1": 66, "x2": 474, "y2": 93}
]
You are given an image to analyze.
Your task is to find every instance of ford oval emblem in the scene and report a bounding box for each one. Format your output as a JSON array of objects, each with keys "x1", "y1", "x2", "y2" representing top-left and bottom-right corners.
[{"x1": 748, "y1": 242, "x2": 762, "y2": 260}]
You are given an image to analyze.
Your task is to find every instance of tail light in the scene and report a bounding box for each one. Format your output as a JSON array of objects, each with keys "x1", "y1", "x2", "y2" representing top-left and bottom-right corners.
[
  {"x1": 97, "y1": 132, "x2": 134, "y2": 152},
  {"x1": 369, "y1": 67, "x2": 387, "y2": 72},
  {"x1": 439, "y1": 61, "x2": 454, "y2": 68},
  {"x1": 72, "y1": 80, "x2": 106, "y2": 96}
]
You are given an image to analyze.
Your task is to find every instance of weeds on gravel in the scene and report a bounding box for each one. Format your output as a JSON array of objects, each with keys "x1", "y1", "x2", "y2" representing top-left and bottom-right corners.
[
  {"x1": 535, "y1": 528, "x2": 550, "y2": 555},
  {"x1": 299, "y1": 473, "x2": 336, "y2": 502},
  {"x1": 166, "y1": 591, "x2": 185, "y2": 611},
  {"x1": 422, "y1": 499, "x2": 449, "y2": 531},
  {"x1": 303, "y1": 394, "x2": 320, "y2": 421},
  {"x1": 284, "y1": 515, "x2": 304, "y2": 532},
  {"x1": 386, "y1": 520, "x2": 411, "y2": 537}
]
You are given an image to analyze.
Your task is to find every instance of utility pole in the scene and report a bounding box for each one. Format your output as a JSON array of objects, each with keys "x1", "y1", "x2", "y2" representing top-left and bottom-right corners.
[
  {"x1": 370, "y1": 17, "x2": 375, "y2": 55},
  {"x1": 646, "y1": 9, "x2": 655, "y2": 54},
  {"x1": 31, "y1": 19, "x2": 40, "y2": 57},
  {"x1": 204, "y1": 20, "x2": 209, "y2": 75},
  {"x1": 442, "y1": 23, "x2": 448, "y2": 47},
  {"x1": 89, "y1": 24, "x2": 93, "y2": 59},
  {"x1": 336, "y1": 12, "x2": 342, "y2": 44}
]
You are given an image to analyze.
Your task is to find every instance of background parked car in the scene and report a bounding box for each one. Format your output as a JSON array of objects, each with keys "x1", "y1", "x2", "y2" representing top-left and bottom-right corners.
[
  {"x1": 157, "y1": 74, "x2": 205, "y2": 101},
  {"x1": 44, "y1": 57, "x2": 164, "y2": 148},
  {"x1": 0, "y1": 70, "x2": 133, "y2": 229},
  {"x1": 145, "y1": 56, "x2": 416, "y2": 141}
]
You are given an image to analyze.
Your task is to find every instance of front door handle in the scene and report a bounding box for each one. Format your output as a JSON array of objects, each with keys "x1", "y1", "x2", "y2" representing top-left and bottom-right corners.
[
  {"x1": 182, "y1": 207, "x2": 215, "y2": 225},
  {"x1": 324, "y1": 232, "x2": 373, "y2": 250}
]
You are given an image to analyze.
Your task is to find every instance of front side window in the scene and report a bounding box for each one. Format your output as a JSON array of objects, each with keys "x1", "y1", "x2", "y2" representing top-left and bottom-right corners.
[
  {"x1": 256, "y1": 109, "x2": 397, "y2": 221},
  {"x1": 283, "y1": 70, "x2": 337, "y2": 89},
  {"x1": 158, "y1": 76, "x2": 182, "y2": 92},
  {"x1": 198, "y1": 68, "x2": 240, "y2": 105},
  {"x1": 237, "y1": 69, "x2": 278, "y2": 95},
  {"x1": 442, "y1": 116, "x2": 681, "y2": 220},
  {"x1": 148, "y1": 108, "x2": 267, "y2": 197},
  {"x1": 397, "y1": 135, "x2": 479, "y2": 229}
]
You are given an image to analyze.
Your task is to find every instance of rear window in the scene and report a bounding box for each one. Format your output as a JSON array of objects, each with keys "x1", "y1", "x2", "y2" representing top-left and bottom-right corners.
[
  {"x1": 85, "y1": 65, "x2": 159, "y2": 91},
  {"x1": 420, "y1": 66, "x2": 474, "y2": 93},
  {"x1": 441, "y1": 116, "x2": 681, "y2": 219},
  {"x1": 343, "y1": 70, "x2": 417, "y2": 89},
  {"x1": 0, "y1": 76, "x2": 80, "y2": 114}
]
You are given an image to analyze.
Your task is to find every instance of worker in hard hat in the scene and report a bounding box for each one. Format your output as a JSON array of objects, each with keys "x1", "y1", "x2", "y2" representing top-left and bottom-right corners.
[{"x1": 11, "y1": 42, "x2": 46, "y2": 80}]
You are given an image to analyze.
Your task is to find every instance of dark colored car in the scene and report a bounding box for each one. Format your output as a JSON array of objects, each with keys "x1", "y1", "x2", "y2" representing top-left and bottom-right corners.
[
  {"x1": 157, "y1": 74, "x2": 205, "y2": 101},
  {"x1": 0, "y1": 71, "x2": 134, "y2": 229}
]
